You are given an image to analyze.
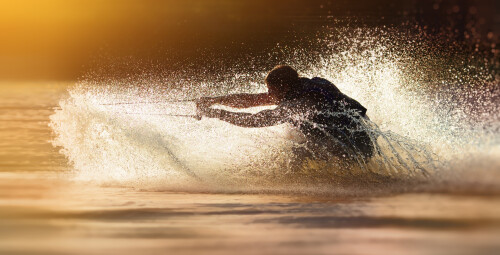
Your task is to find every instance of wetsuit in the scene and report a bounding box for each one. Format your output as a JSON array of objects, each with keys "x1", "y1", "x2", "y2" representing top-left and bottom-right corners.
[
  {"x1": 209, "y1": 77, "x2": 374, "y2": 159},
  {"x1": 285, "y1": 77, "x2": 373, "y2": 159}
]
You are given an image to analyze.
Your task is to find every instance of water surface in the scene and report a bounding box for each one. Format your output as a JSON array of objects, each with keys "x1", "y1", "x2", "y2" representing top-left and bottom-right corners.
[{"x1": 1, "y1": 82, "x2": 500, "y2": 255}]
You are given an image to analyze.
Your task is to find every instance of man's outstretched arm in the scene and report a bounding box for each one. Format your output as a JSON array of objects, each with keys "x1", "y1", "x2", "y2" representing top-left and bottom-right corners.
[
  {"x1": 201, "y1": 108, "x2": 287, "y2": 128},
  {"x1": 197, "y1": 93, "x2": 277, "y2": 109}
]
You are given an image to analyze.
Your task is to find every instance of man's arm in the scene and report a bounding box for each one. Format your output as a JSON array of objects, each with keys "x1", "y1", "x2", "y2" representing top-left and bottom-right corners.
[
  {"x1": 201, "y1": 107, "x2": 287, "y2": 128},
  {"x1": 198, "y1": 93, "x2": 277, "y2": 109}
]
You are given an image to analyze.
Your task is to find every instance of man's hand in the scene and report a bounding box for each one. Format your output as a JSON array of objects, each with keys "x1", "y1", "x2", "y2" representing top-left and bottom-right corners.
[
  {"x1": 195, "y1": 97, "x2": 218, "y2": 110},
  {"x1": 196, "y1": 107, "x2": 223, "y2": 119},
  {"x1": 196, "y1": 97, "x2": 221, "y2": 119}
]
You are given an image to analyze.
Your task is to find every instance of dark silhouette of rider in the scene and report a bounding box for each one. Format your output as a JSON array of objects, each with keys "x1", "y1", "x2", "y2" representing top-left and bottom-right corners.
[{"x1": 197, "y1": 65, "x2": 374, "y2": 161}]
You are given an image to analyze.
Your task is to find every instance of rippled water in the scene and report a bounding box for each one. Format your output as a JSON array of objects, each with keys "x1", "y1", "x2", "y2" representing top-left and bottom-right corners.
[{"x1": 1, "y1": 171, "x2": 500, "y2": 255}]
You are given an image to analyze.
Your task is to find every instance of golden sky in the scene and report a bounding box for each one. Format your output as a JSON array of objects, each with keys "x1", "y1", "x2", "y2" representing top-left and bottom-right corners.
[
  {"x1": 0, "y1": 0, "x2": 213, "y2": 79},
  {"x1": 0, "y1": 0, "x2": 497, "y2": 80},
  {"x1": 0, "y1": 0, "x2": 401, "y2": 80}
]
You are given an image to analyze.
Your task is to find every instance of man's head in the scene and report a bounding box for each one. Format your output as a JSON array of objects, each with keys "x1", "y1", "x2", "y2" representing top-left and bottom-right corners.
[{"x1": 265, "y1": 65, "x2": 300, "y2": 100}]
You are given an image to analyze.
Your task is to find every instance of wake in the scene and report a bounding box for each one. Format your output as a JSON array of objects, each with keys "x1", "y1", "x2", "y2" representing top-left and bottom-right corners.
[
  {"x1": 49, "y1": 26, "x2": 499, "y2": 194},
  {"x1": 49, "y1": 85, "x2": 438, "y2": 191}
]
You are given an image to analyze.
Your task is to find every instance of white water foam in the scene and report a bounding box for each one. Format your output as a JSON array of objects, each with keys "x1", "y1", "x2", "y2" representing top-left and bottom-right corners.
[{"x1": 50, "y1": 27, "x2": 499, "y2": 194}]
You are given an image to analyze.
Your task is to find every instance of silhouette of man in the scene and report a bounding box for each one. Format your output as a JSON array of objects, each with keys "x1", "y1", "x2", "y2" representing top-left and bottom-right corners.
[{"x1": 197, "y1": 65, "x2": 374, "y2": 162}]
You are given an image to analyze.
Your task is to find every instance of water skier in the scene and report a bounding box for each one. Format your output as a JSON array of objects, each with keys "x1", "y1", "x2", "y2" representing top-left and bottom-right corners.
[{"x1": 196, "y1": 65, "x2": 374, "y2": 163}]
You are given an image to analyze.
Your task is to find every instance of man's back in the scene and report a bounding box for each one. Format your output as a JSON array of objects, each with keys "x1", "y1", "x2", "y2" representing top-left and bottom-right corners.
[{"x1": 278, "y1": 77, "x2": 374, "y2": 159}]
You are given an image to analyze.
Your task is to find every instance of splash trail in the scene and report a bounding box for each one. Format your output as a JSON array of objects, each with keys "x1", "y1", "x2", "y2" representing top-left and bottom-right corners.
[{"x1": 50, "y1": 27, "x2": 500, "y2": 194}]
